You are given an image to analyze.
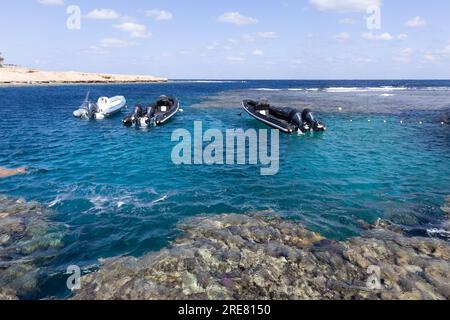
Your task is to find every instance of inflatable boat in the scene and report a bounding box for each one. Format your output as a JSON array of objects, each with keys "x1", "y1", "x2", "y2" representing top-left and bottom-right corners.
[
  {"x1": 242, "y1": 99, "x2": 326, "y2": 134},
  {"x1": 73, "y1": 92, "x2": 127, "y2": 120},
  {"x1": 123, "y1": 96, "x2": 179, "y2": 127}
]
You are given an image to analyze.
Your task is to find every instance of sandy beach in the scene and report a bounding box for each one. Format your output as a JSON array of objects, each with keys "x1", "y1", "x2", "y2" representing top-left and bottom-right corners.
[{"x1": 0, "y1": 66, "x2": 167, "y2": 85}]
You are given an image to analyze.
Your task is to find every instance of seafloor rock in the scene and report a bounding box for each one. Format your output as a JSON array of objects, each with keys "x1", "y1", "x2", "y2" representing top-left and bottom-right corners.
[
  {"x1": 0, "y1": 195, "x2": 64, "y2": 298},
  {"x1": 73, "y1": 212, "x2": 450, "y2": 300},
  {"x1": 0, "y1": 167, "x2": 26, "y2": 178},
  {"x1": 441, "y1": 196, "x2": 450, "y2": 215},
  {"x1": 0, "y1": 288, "x2": 18, "y2": 300}
]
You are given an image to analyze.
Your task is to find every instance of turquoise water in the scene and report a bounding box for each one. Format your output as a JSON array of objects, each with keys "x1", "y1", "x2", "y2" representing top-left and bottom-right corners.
[{"x1": 0, "y1": 80, "x2": 449, "y2": 298}]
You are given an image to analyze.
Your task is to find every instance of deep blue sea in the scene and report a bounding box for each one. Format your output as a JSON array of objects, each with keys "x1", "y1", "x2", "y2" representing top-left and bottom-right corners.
[{"x1": 0, "y1": 80, "x2": 449, "y2": 298}]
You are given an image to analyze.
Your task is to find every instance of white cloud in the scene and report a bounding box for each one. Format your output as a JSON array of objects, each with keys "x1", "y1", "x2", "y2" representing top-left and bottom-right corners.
[
  {"x1": 85, "y1": 9, "x2": 121, "y2": 20},
  {"x1": 145, "y1": 9, "x2": 173, "y2": 21},
  {"x1": 335, "y1": 32, "x2": 350, "y2": 42},
  {"x1": 252, "y1": 49, "x2": 264, "y2": 56},
  {"x1": 424, "y1": 53, "x2": 437, "y2": 62},
  {"x1": 115, "y1": 22, "x2": 151, "y2": 38},
  {"x1": 37, "y1": 0, "x2": 64, "y2": 6},
  {"x1": 405, "y1": 16, "x2": 426, "y2": 28},
  {"x1": 99, "y1": 38, "x2": 134, "y2": 48},
  {"x1": 292, "y1": 59, "x2": 303, "y2": 65},
  {"x1": 310, "y1": 0, "x2": 382, "y2": 12},
  {"x1": 218, "y1": 12, "x2": 258, "y2": 25},
  {"x1": 424, "y1": 43, "x2": 450, "y2": 63},
  {"x1": 206, "y1": 41, "x2": 220, "y2": 50},
  {"x1": 362, "y1": 32, "x2": 394, "y2": 41},
  {"x1": 242, "y1": 34, "x2": 256, "y2": 42},
  {"x1": 226, "y1": 56, "x2": 245, "y2": 63},
  {"x1": 338, "y1": 17, "x2": 356, "y2": 24},
  {"x1": 441, "y1": 44, "x2": 450, "y2": 55},
  {"x1": 257, "y1": 32, "x2": 278, "y2": 39},
  {"x1": 394, "y1": 48, "x2": 413, "y2": 63},
  {"x1": 86, "y1": 38, "x2": 135, "y2": 55},
  {"x1": 398, "y1": 33, "x2": 408, "y2": 41},
  {"x1": 85, "y1": 46, "x2": 108, "y2": 55},
  {"x1": 354, "y1": 57, "x2": 374, "y2": 63}
]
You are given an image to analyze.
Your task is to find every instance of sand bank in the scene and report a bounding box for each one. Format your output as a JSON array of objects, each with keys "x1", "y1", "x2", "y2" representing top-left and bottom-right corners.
[{"x1": 0, "y1": 66, "x2": 167, "y2": 85}]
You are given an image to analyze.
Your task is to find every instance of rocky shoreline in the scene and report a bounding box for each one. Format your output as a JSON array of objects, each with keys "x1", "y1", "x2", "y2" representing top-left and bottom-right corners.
[
  {"x1": 73, "y1": 204, "x2": 450, "y2": 300},
  {"x1": 1, "y1": 194, "x2": 449, "y2": 300},
  {"x1": 0, "y1": 195, "x2": 64, "y2": 299}
]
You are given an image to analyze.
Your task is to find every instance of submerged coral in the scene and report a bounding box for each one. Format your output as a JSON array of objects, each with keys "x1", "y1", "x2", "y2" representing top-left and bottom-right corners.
[
  {"x1": 73, "y1": 209, "x2": 450, "y2": 300},
  {"x1": 0, "y1": 195, "x2": 64, "y2": 298}
]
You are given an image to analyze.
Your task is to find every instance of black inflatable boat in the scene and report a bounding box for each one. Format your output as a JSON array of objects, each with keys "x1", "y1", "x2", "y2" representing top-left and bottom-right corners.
[
  {"x1": 242, "y1": 99, "x2": 326, "y2": 134},
  {"x1": 123, "y1": 96, "x2": 179, "y2": 127}
]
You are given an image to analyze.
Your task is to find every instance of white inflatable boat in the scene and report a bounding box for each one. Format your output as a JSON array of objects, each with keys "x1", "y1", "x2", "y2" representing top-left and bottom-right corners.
[{"x1": 73, "y1": 92, "x2": 127, "y2": 120}]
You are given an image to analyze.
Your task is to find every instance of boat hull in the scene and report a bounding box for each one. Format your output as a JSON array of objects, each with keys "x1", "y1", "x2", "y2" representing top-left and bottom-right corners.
[
  {"x1": 123, "y1": 97, "x2": 179, "y2": 127},
  {"x1": 242, "y1": 100, "x2": 297, "y2": 133}
]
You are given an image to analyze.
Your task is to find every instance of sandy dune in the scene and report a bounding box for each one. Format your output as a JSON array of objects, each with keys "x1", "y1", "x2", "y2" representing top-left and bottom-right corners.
[{"x1": 0, "y1": 66, "x2": 167, "y2": 85}]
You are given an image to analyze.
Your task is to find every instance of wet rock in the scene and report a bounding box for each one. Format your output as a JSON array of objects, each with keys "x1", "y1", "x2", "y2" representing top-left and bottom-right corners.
[
  {"x1": 0, "y1": 195, "x2": 64, "y2": 298},
  {"x1": 0, "y1": 167, "x2": 27, "y2": 179},
  {"x1": 72, "y1": 211, "x2": 450, "y2": 300},
  {"x1": 0, "y1": 288, "x2": 18, "y2": 300}
]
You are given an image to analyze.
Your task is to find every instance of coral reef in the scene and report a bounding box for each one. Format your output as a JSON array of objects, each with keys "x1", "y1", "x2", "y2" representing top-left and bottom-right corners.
[
  {"x1": 2, "y1": 195, "x2": 449, "y2": 300},
  {"x1": 0, "y1": 195, "x2": 64, "y2": 299},
  {"x1": 73, "y1": 209, "x2": 450, "y2": 300}
]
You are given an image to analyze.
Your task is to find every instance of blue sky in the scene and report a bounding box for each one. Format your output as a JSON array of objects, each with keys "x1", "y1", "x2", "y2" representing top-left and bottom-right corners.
[{"x1": 1, "y1": 0, "x2": 450, "y2": 79}]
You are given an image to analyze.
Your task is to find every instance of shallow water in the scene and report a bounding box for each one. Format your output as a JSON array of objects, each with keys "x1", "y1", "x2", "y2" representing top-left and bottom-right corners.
[{"x1": 0, "y1": 80, "x2": 449, "y2": 298}]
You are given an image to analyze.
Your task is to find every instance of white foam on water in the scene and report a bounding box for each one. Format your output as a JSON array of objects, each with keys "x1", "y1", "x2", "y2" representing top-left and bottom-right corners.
[
  {"x1": 250, "y1": 86, "x2": 450, "y2": 93},
  {"x1": 150, "y1": 194, "x2": 168, "y2": 205},
  {"x1": 253, "y1": 88, "x2": 282, "y2": 91},
  {"x1": 48, "y1": 196, "x2": 63, "y2": 208},
  {"x1": 325, "y1": 86, "x2": 408, "y2": 93},
  {"x1": 89, "y1": 196, "x2": 110, "y2": 209},
  {"x1": 427, "y1": 228, "x2": 450, "y2": 238},
  {"x1": 172, "y1": 80, "x2": 246, "y2": 83}
]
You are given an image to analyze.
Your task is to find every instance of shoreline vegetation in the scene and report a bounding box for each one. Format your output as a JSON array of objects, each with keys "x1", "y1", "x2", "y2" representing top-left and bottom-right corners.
[
  {"x1": 0, "y1": 194, "x2": 449, "y2": 300},
  {"x1": 0, "y1": 66, "x2": 167, "y2": 85}
]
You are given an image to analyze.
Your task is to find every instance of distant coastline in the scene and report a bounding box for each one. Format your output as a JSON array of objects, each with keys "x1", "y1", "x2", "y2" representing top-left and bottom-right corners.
[{"x1": 0, "y1": 66, "x2": 167, "y2": 85}]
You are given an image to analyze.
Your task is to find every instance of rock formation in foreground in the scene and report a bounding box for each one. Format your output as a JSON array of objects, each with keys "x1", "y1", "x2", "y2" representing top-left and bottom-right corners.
[
  {"x1": 0, "y1": 196, "x2": 64, "y2": 299},
  {"x1": 0, "y1": 66, "x2": 167, "y2": 85},
  {"x1": 73, "y1": 206, "x2": 450, "y2": 300}
]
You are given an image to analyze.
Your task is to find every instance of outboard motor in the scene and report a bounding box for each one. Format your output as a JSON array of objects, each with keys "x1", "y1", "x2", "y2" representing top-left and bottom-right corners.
[
  {"x1": 289, "y1": 109, "x2": 309, "y2": 132},
  {"x1": 147, "y1": 104, "x2": 156, "y2": 118},
  {"x1": 73, "y1": 101, "x2": 98, "y2": 119},
  {"x1": 123, "y1": 105, "x2": 144, "y2": 126},
  {"x1": 133, "y1": 105, "x2": 144, "y2": 119},
  {"x1": 302, "y1": 109, "x2": 326, "y2": 132},
  {"x1": 87, "y1": 102, "x2": 99, "y2": 119},
  {"x1": 144, "y1": 104, "x2": 157, "y2": 126}
]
